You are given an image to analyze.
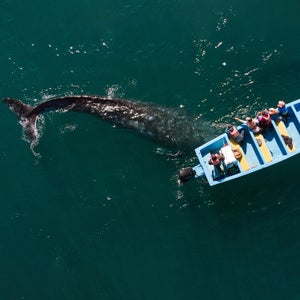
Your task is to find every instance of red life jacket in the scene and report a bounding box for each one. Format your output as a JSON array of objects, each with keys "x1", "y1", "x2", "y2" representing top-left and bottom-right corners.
[
  {"x1": 262, "y1": 114, "x2": 271, "y2": 126},
  {"x1": 263, "y1": 114, "x2": 270, "y2": 121}
]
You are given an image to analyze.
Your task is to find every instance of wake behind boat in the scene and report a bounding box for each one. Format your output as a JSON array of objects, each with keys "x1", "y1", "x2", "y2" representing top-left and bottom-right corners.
[{"x1": 179, "y1": 99, "x2": 300, "y2": 186}]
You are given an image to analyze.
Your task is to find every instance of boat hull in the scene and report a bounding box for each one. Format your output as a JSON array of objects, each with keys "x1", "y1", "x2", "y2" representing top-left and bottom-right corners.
[{"x1": 193, "y1": 99, "x2": 300, "y2": 186}]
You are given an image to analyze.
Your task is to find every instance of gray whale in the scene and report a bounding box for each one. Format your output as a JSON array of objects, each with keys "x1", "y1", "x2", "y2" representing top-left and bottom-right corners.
[{"x1": 3, "y1": 95, "x2": 206, "y2": 152}]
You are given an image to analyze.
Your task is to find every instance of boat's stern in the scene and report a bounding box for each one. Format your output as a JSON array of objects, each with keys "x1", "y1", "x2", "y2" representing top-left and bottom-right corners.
[{"x1": 193, "y1": 164, "x2": 205, "y2": 178}]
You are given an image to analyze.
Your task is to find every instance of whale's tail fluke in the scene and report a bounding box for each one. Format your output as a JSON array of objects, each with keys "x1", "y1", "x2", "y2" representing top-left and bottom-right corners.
[
  {"x1": 3, "y1": 98, "x2": 40, "y2": 151},
  {"x1": 3, "y1": 98, "x2": 34, "y2": 118}
]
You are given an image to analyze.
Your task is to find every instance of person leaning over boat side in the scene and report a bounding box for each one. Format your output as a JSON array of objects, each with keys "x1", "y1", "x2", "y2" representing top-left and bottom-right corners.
[
  {"x1": 234, "y1": 116, "x2": 263, "y2": 133},
  {"x1": 268, "y1": 100, "x2": 290, "y2": 122},
  {"x1": 208, "y1": 152, "x2": 225, "y2": 174},
  {"x1": 225, "y1": 124, "x2": 245, "y2": 145},
  {"x1": 257, "y1": 110, "x2": 272, "y2": 128}
]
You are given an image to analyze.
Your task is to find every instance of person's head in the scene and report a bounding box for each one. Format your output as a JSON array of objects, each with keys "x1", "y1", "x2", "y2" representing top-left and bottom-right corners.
[
  {"x1": 246, "y1": 117, "x2": 252, "y2": 122},
  {"x1": 211, "y1": 153, "x2": 217, "y2": 160},
  {"x1": 278, "y1": 100, "x2": 285, "y2": 108},
  {"x1": 226, "y1": 124, "x2": 234, "y2": 131},
  {"x1": 262, "y1": 110, "x2": 269, "y2": 116},
  {"x1": 256, "y1": 111, "x2": 262, "y2": 120}
]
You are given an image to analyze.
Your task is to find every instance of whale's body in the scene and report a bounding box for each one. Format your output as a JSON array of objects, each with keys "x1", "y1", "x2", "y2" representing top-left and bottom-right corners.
[{"x1": 3, "y1": 95, "x2": 206, "y2": 152}]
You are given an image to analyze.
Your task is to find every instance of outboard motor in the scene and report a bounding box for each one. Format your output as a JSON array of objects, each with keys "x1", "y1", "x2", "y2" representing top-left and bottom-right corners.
[{"x1": 178, "y1": 167, "x2": 196, "y2": 184}]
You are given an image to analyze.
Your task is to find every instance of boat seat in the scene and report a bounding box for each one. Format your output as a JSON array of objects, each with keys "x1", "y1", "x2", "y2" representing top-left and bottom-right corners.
[
  {"x1": 275, "y1": 120, "x2": 296, "y2": 152},
  {"x1": 228, "y1": 140, "x2": 250, "y2": 171},
  {"x1": 254, "y1": 133, "x2": 273, "y2": 162}
]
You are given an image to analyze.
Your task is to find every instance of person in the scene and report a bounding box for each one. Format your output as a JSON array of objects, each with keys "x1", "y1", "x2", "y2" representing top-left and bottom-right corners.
[
  {"x1": 257, "y1": 110, "x2": 272, "y2": 128},
  {"x1": 269, "y1": 100, "x2": 290, "y2": 122},
  {"x1": 234, "y1": 116, "x2": 263, "y2": 134},
  {"x1": 225, "y1": 124, "x2": 245, "y2": 144},
  {"x1": 208, "y1": 152, "x2": 225, "y2": 174}
]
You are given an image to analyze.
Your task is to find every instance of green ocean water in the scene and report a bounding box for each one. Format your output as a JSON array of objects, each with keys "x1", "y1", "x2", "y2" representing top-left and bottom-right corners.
[{"x1": 1, "y1": 1, "x2": 300, "y2": 299}]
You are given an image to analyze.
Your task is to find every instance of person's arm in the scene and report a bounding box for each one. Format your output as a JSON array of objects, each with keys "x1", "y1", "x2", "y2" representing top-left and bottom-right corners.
[
  {"x1": 234, "y1": 117, "x2": 246, "y2": 124},
  {"x1": 268, "y1": 108, "x2": 278, "y2": 115}
]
